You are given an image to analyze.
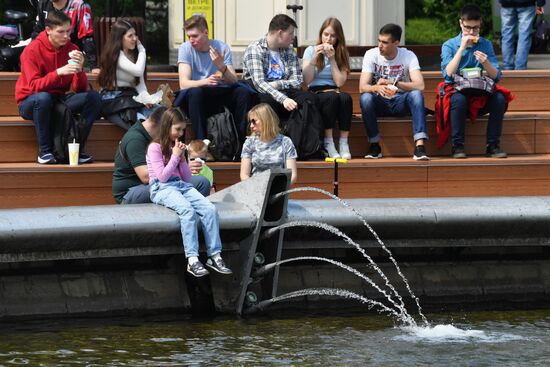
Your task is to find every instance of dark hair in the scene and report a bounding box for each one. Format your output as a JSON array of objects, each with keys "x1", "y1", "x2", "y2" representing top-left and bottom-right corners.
[
  {"x1": 461, "y1": 4, "x2": 482, "y2": 21},
  {"x1": 315, "y1": 17, "x2": 350, "y2": 74},
  {"x1": 98, "y1": 19, "x2": 143, "y2": 90},
  {"x1": 148, "y1": 106, "x2": 167, "y2": 125},
  {"x1": 268, "y1": 14, "x2": 297, "y2": 33},
  {"x1": 379, "y1": 23, "x2": 402, "y2": 42},
  {"x1": 157, "y1": 107, "x2": 189, "y2": 160},
  {"x1": 184, "y1": 15, "x2": 208, "y2": 31},
  {"x1": 45, "y1": 8, "x2": 71, "y2": 28}
]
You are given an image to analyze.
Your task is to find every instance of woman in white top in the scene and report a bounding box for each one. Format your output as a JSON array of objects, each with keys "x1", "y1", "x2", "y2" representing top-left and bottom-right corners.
[
  {"x1": 98, "y1": 19, "x2": 153, "y2": 129},
  {"x1": 302, "y1": 17, "x2": 353, "y2": 159}
]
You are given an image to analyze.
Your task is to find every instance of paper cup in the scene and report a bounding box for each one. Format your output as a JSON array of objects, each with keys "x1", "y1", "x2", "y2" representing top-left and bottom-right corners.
[
  {"x1": 386, "y1": 84, "x2": 398, "y2": 97},
  {"x1": 68, "y1": 59, "x2": 78, "y2": 65},
  {"x1": 68, "y1": 142, "x2": 79, "y2": 166}
]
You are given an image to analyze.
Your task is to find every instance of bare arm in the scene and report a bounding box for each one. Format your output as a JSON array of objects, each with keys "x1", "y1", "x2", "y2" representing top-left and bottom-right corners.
[
  {"x1": 286, "y1": 159, "x2": 298, "y2": 184},
  {"x1": 178, "y1": 63, "x2": 212, "y2": 89},
  {"x1": 396, "y1": 69, "x2": 424, "y2": 91},
  {"x1": 134, "y1": 165, "x2": 149, "y2": 184},
  {"x1": 240, "y1": 158, "x2": 252, "y2": 181},
  {"x1": 359, "y1": 71, "x2": 384, "y2": 94}
]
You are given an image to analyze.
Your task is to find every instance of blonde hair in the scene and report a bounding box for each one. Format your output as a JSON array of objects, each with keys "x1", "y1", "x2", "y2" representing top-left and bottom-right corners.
[
  {"x1": 247, "y1": 103, "x2": 280, "y2": 142},
  {"x1": 188, "y1": 139, "x2": 208, "y2": 157}
]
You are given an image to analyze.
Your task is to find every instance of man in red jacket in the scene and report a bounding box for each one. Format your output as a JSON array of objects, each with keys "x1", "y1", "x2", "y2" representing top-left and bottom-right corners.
[{"x1": 16, "y1": 9, "x2": 101, "y2": 164}]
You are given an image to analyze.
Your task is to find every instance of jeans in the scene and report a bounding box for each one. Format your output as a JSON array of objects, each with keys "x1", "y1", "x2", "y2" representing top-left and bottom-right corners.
[
  {"x1": 449, "y1": 91, "x2": 506, "y2": 146},
  {"x1": 121, "y1": 175, "x2": 211, "y2": 204},
  {"x1": 501, "y1": 6, "x2": 536, "y2": 70},
  {"x1": 179, "y1": 85, "x2": 254, "y2": 142},
  {"x1": 19, "y1": 91, "x2": 102, "y2": 155},
  {"x1": 359, "y1": 90, "x2": 428, "y2": 143},
  {"x1": 150, "y1": 177, "x2": 222, "y2": 258}
]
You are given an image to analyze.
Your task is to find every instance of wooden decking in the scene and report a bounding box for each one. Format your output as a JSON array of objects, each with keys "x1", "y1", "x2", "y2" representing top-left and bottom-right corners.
[{"x1": 1, "y1": 70, "x2": 550, "y2": 209}]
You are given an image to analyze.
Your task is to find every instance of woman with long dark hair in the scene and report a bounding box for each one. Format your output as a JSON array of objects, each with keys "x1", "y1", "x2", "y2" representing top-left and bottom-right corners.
[
  {"x1": 98, "y1": 19, "x2": 152, "y2": 129},
  {"x1": 302, "y1": 17, "x2": 353, "y2": 159}
]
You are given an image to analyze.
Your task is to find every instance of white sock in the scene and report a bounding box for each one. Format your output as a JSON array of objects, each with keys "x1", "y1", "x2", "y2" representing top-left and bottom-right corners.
[
  {"x1": 324, "y1": 137, "x2": 334, "y2": 146},
  {"x1": 339, "y1": 137, "x2": 348, "y2": 145},
  {"x1": 212, "y1": 253, "x2": 222, "y2": 261},
  {"x1": 188, "y1": 256, "x2": 199, "y2": 265}
]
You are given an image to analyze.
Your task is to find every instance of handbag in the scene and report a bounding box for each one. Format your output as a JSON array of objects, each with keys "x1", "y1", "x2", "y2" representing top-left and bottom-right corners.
[{"x1": 452, "y1": 73, "x2": 495, "y2": 96}]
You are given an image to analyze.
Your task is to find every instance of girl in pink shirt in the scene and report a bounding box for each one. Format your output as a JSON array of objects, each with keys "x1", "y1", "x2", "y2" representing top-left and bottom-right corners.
[{"x1": 146, "y1": 108, "x2": 232, "y2": 277}]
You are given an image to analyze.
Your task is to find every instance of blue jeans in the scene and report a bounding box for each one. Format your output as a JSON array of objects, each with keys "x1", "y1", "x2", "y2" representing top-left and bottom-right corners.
[
  {"x1": 121, "y1": 175, "x2": 211, "y2": 204},
  {"x1": 501, "y1": 6, "x2": 536, "y2": 70},
  {"x1": 150, "y1": 177, "x2": 221, "y2": 258},
  {"x1": 449, "y1": 91, "x2": 506, "y2": 147},
  {"x1": 359, "y1": 90, "x2": 428, "y2": 143},
  {"x1": 19, "y1": 91, "x2": 102, "y2": 155}
]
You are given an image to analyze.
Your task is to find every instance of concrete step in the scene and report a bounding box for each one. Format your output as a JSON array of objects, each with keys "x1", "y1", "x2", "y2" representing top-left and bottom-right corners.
[{"x1": 2, "y1": 155, "x2": 550, "y2": 208}]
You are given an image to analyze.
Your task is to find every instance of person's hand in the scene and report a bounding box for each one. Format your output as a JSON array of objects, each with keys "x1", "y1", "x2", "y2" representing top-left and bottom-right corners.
[
  {"x1": 172, "y1": 141, "x2": 186, "y2": 156},
  {"x1": 209, "y1": 46, "x2": 226, "y2": 69},
  {"x1": 536, "y1": 6, "x2": 544, "y2": 15},
  {"x1": 324, "y1": 43, "x2": 335, "y2": 59},
  {"x1": 376, "y1": 85, "x2": 394, "y2": 99},
  {"x1": 188, "y1": 158, "x2": 203, "y2": 174},
  {"x1": 474, "y1": 50, "x2": 488, "y2": 64},
  {"x1": 282, "y1": 98, "x2": 298, "y2": 111},
  {"x1": 68, "y1": 50, "x2": 85, "y2": 68},
  {"x1": 313, "y1": 44, "x2": 325, "y2": 59},
  {"x1": 460, "y1": 34, "x2": 478, "y2": 50},
  {"x1": 57, "y1": 63, "x2": 81, "y2": 76},
  {"x1": 203, "y1": 74, "x2": 221, "y2": 86},
  {"x1": 376, "y1": 78, "x2": 392, "y2": 86}
]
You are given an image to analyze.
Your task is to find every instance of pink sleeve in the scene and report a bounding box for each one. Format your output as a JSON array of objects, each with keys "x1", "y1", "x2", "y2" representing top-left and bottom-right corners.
[
  {"x1": 146, "y1": 143, "x2": 181, "y2": 183},
  {"x1": 178, "y1": 159, "x2": 192, "y2": 182}
]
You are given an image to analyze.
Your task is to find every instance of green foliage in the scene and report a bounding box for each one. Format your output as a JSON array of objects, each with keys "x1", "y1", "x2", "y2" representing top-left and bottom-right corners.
[
  {"x1": 422, "y1": 0, "x2": 494, "y2": 38},
  {"x1": 405, "y1": 18, "x2": 457, "y2": 45}
]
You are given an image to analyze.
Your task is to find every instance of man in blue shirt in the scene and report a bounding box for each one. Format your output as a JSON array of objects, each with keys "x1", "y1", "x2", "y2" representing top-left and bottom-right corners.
[
  {"x1": 441, "y1": 4, "x2": 507, "y2": 158},
  {"x1": 176, "y1": 15, "x2": 254, "y2": 142}
]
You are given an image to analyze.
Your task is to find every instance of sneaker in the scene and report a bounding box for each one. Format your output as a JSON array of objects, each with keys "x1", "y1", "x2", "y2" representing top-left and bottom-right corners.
[
  {"x1": 486, "y1": 144, "x2": 507, "y2": 158},
  {"x1": 187, "y1": 261, "x2": 210, "y2": 277},
  {"x1": 37, "y1": 153, "x2": 57, "y2": 164},
  {"x1": 413, "y1": 145, "x2": 430, "y2": 161},
  {"x1": 206, "y1": 256, "x2": 233, "y2": 275},
  {"x1": 339, "y1": 142, "x2": 352, "y2": 160},
  {"x1": 324, "y1": 141, "x2": 341, "y2": 159},
  {"x1": 452, "y1": 145, "x2": 467, "y2": 159},
  {"x1": 78, "y1": 153, "x2": 94, "y2": 164},
  {"x1": 364, "y1": 143, "x2": 382, "y2": 159}
]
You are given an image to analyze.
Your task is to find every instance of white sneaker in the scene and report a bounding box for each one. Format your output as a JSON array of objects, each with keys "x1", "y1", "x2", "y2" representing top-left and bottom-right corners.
[
  {"x1": 339, "y1": 142, "x2": 351, "y2": 160},
  {"x1": 324, "y1": 141, "x2": 341, "y2": 158}
]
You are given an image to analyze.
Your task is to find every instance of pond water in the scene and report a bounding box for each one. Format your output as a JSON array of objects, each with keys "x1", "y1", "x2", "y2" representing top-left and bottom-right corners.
[{"x1": 1, "y1": 309, "x2": 549, "y2": 366}]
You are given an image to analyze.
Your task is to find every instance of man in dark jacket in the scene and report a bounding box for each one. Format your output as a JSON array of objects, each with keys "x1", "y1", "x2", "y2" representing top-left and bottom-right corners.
[
  {"x1": 32, "y1": 0, "x2": 99, "y2": 72},
  {"x1": 499, "y1": 0, "x2": 546, "y2": 70}
]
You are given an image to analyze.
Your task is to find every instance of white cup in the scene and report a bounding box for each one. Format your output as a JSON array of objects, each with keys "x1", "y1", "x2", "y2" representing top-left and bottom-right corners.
[
  {"x1": 386, "y1": 84, "x2": 398, "y2": 97},
  {"x1": 68, "y1": 142, "x2": 79, "y2": 166}
]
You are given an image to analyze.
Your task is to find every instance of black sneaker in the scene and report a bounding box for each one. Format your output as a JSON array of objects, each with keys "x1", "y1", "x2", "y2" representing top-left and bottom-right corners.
[
  {"x1": 37, "y1": 153, "x2": 57, "y2": 164},
  {"x1": 206, "y1": 256, "x2": 233, "y2": 275},
  {"x1": 451, "y1": 145, "x2": 467, "y2": 159},
  {"x1": 413, "y1": 145, "x2": 429, "y2": 161},
  {"x1": 486, "y1": 144, "x2": 507, "y2": 158},
  {"x1": 364, "y1": 143, "x2": 382, "y2": 159},
  {"x1": 187, "y1": 261, "x2": 209, "y2": 277},
  {"x1": 78, "y1": 153, "x2": 94, "y2": 164}
]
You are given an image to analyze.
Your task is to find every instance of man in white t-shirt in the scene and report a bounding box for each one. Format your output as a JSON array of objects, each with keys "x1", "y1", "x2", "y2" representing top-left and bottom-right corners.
[
  {"x1": 175, "y1": 15, "x2": 254, "y2": 142},
  {"x1": 359, "y1": 23, "x2": 429, "y2": 160}
]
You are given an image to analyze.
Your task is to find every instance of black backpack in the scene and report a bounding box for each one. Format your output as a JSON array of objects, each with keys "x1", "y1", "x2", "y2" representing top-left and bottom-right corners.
[
  {"x1": 281, "y1": 99, "x2": 323, "y2": 160},
  {"x1": 206, "y1": 107, "x2": 240, "y2": 161},
  {"x1": 52, "y1": 100, "x2": 91, "y2": 163}
]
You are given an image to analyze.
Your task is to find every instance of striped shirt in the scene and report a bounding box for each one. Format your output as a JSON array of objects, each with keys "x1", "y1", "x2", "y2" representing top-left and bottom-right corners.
[{"x1": 242, "y1": 36, "x2": 303, "y2": 103}]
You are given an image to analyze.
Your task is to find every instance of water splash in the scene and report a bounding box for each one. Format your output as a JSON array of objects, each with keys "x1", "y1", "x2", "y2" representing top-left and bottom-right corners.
[
  {"x1": 272, "y1": 186, "x2": 428, "y2": 326},
  {"x1": 395, "y1": 324, "x2": 527, "y2": 344},
  {"x1": 266, "y1": 221, "x2": 415, "y2": 326},
  {"x1": 262, "y1": 256, "x2": 414, "y2": 325},
  {"x1": 269, "y1": 288, "x2": 399, "y2": 318}
]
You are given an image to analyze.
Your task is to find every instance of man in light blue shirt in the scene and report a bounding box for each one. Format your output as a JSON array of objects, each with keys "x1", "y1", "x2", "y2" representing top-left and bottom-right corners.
[
  {"x1": 441, "y1": 4, "x2": 507, "y2": 159},
  {"x1": 176, "y1": 15, "x2": 254, "y2": 142}
]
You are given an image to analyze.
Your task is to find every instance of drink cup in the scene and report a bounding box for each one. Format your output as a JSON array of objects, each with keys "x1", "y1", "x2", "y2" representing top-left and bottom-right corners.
[
  {"x1": 386, "y1": 84, "x2": 398, "y2": 97},
  {"x1": 68, "y1": 142, "x2": 79, "y2": 166},
  {"x1": 68, "y1": 59, "x2": 78, "y2": 65}
]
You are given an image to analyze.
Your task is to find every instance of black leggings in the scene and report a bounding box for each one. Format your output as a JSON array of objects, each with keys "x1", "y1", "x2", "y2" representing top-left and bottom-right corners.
[{"x1": 311, "y1": 90, "x2": 353, "y2": 131}]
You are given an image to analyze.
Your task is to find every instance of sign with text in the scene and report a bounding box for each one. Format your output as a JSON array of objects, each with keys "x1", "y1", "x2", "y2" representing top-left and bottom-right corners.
[{"x1": 184, "y1": 0, "x2": 214, "y2": 39}]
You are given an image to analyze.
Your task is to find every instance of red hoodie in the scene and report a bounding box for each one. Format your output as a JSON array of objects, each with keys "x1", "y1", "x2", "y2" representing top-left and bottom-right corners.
[{"x1": 15, "y1": 30, "x2": 88, "y2": 105}]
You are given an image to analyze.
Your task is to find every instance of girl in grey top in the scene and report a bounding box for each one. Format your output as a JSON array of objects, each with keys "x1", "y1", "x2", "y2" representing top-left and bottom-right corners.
[{"x1": 240, "y1": 103, "x2": 298, "y2": 184}]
